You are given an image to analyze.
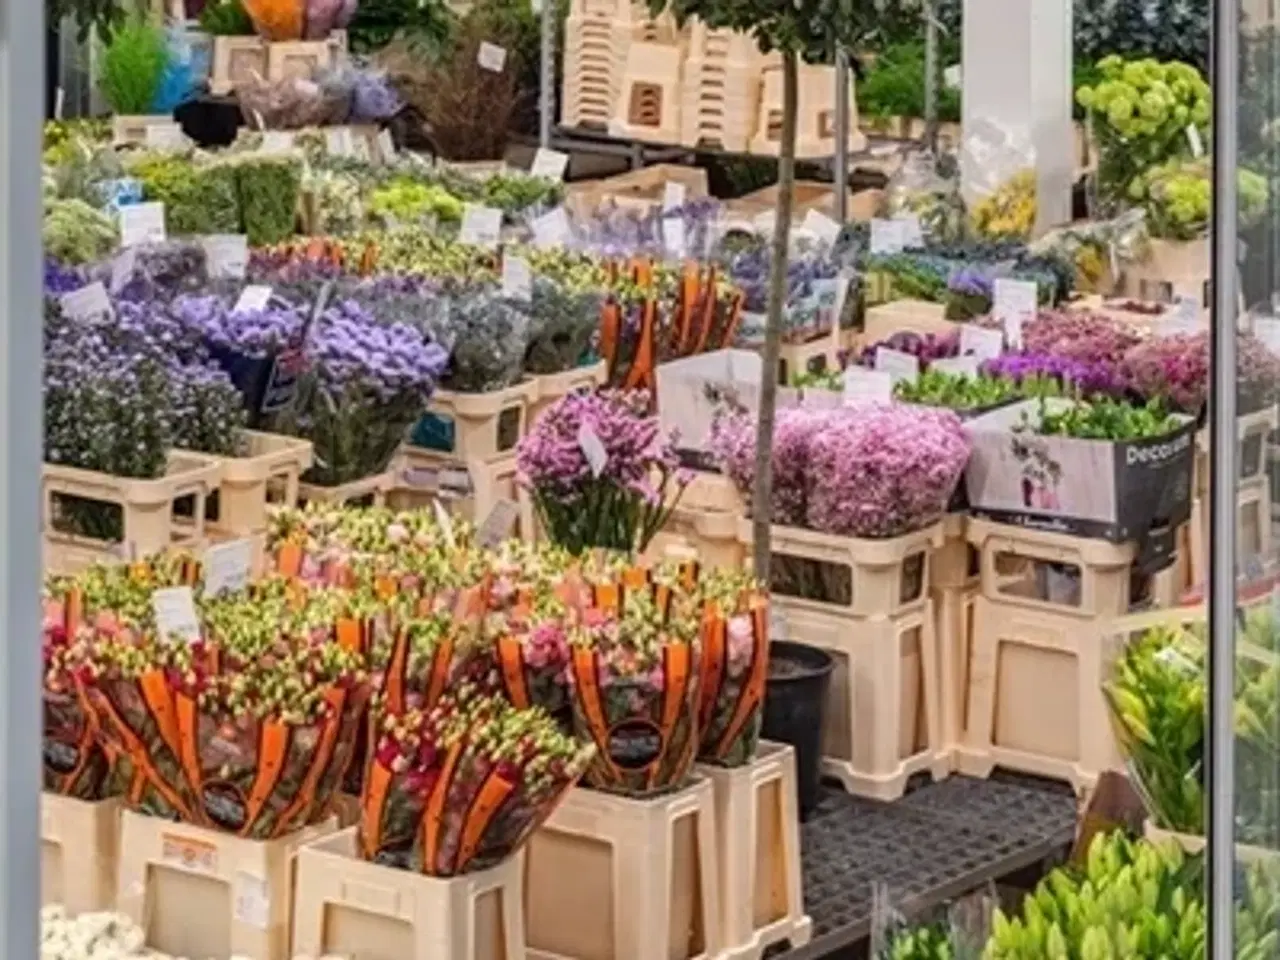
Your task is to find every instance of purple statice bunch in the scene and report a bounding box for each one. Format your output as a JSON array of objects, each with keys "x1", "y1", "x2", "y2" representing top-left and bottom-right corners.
[
  {"x1": 517, "y1": 389, "x2": 688, "y2": 554},
  {"x1": 710, "y1": 406, "x2": 831, "y2": 527},
  {"x1": 853, "y1": 329, "x2": 961, "y2": 368},
  {"x1": 806, "y1": 405, "x2": 971, "y2": 539},
  {"x1": 44, "y1": 259, "x2": 85, "y2": 296},
  {"x1": 947, "y1": 267, "x2": 994, "y2": 299},
  {"x1": 339, "y1": 275, "x2": 453, "y2": 348},
  {"x1": 172, "y1": 293, "x2": 305, "y2": 358},
  {"x1": 1021, "y1": 310, "x2": 1142, "y2": 366},
  {"x1": 349, "y1": 69, "x2": 403, "y2": 122},
  {"x1": 1120, "y1": 332, "x2": 1210, "y2": 415},
  {"x1": 982, "y1": 351, "x2": 1129, "y2": 400},
  {"x1": 271, "y1": 299, "x2": 448, "y2": 486},
  {"x1": 87, "y1": 241, "x2": 210, "y2": 305}
]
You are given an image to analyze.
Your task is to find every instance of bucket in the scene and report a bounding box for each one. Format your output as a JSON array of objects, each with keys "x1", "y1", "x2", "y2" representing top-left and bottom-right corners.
[{"x1": 761, "y1": 640, "x2": 833, "y2": 820}]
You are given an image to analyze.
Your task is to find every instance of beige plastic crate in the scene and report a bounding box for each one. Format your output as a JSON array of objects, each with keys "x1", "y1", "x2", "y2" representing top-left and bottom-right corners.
[
  {"x1": 750, "y1": 63, "x2": 867, "y2": 159},
  {"x1": 297, "y1": 471, "x2": 394, "y2": 509},
  {"x1": 776, "y1": 336, "x2": 838, "y2": 385},
  {"x1": 111, "y1": 114, "x2": 174, "y2": 147},
  {"x1": 647, "y1": 505, "x2": 745, "y2": 571},
  {"x1": 610, "y1": 40, "x2": 685, "y2": 145},
  {"x1": 862, "y1": 299, "x2": 953, "y2": 341},
  {"x1": 679, "y1": 470, "x2": 742, "y2": 514},
  {"x1": 1190, "y1": 478, "x2": 1270, "y2": 588},
  {"x1": 43, "y1": 451, "x2": 223, "y2": 562},
  {"x1": 530, "y1": 360, "x2": 610, "y2": 427},
  {"x1": 932, "y1": 514, "x2": 977, "y2": 768},
  {"x1": 697, "y1": 743, "x2": 810, "y2": 960},
  {"x1": 390, "y1": 449, "x2": 535, "y2": 542},
  {"x1": 1123, "y1": 237, "x2": 1208, "y2": 303},
  {"x1": 743, "y1": 519, "x2": 943, "y2": 620},
  {"x1": 428, "y1": 379, "x2": 538, "y2": 463},
  {"x1": 265, "y1": 39, "x2": 334, "y2": 82},
  {"x1": 567, "y1": 164, "x2": 710, "y2": 213},
  {"x1": 292, "y1": 827, "x2": 527, "y2": 960},
  {"x1": 525, "y1": 779, "x2": 723, "y2": 960},
  {"x1": 116, "y1": 810, "x2": 336, "y2": 960},
  {"x1": 211, "y1": 36, "x2": 266, "y2": 95},
  {"x1": 42, "y1": 794, "x2": 121, "y2": 916},
  {"x1": 207, "y1": 430, "x2": 314, "y2": 538},
  {"x1": 779, "y1": 596, "x2": 945, "y2": 800},
  {"x1": 956, "y1": 519, "x2": 1137, "y2": 792},
  {"x1": 562, "y1": 0, "x2": 650, "y2": 129},
  {"x1": 679, "y1": 23, "x2": 764, "y2": 151}
]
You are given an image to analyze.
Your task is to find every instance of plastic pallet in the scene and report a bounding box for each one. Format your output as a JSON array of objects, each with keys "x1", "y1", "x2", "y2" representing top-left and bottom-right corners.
[{"x1": 774, "y1": 774, "x2": 1076, "y2": 958}]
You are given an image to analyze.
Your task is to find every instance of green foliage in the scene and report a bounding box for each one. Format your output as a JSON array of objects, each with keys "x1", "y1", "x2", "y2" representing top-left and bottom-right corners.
[
  {"x1": 648, "y1": 0, "x2": 896, "y2": 60},
  {"x1": 1075, "y1": 55, "x2": 1211, "y2": 214},
  {"x1": 1133, "y1": 159, "x2": 1269, "y2": 241},
  {"x1": 198, "y1": 0, "x2": 255, "y2": 36},
  {"x1": 97, "y1": 14, "x2": 169, "y2": 116},
  {"x1": 857, "y1": 42, "x2": 960, "y2": 122},
  {"x1": 46, "y1": 0, "x2": 121, "y2": 43},
  {"x1": 128, "y1": 153, "x2": 242, "y2": 235},
  {"x1": 43, "y1": 198, "x2": 117, "y2": 264},
  {"x1": 1033, "y1": 396, "x2": 1182, "y2": 441},
  {"x1": 348, "y1": 0, "x2": 453, "y2": 55}
]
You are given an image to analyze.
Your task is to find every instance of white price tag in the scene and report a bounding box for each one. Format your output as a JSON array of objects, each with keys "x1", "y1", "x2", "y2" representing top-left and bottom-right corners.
[
  {"x1": 478, "y1": 41, "x2": 508, "y2": 72},
  {"x1": 1156, "y1": 295, "x2": 1201, "y2": 335},
  {"x1": 433, "y1": 500, "x2": 457, "y2": 549},
  {"x1": 1255, "y1": 318, "x2": 1280, "y2": 354},
  {"x1": 662, "y1": 217, "x2": 687, "y2": 258},
  {"x1": 931, "y1": 355, "x2": 981, "y2": 378},
  {"x1": 234, "y1": 873, "x2": 270, "y2": 930},
  {"x1": 460, "y1": 204, "x2": 503, "y2": 248},
  {"x1": 144, "y1": 122, "x2": 187, "y2": 150},
  {"x1": 119, "y1": 202, "x2": 167, "y2": 247},
  {"x1": 110, "y1": 248, "x2": 137, "y2": 294},
  {"x1": 1186, "y1": 124, "x2": 1205, "y2": 158},
  {"x1": 234, "y1": 285, "x2": 274, "y2": 313},
  {"x1": 662, "y1": 181, "x2": 686, "y2": 211},
  {"x1": 869, "y1": 218, "x2": 905, "y2": 255},
  {"x1": 151, "y1": 587, "x2": 201, "y2": 644},
  {"x1": 874, "y1": 347, "x2": 920, "y2": 384},
  {"x1": 530, "y1": 147, "x2": 569, "y2": 181},
  {"x1": 54, "y1": 86, "x2": 64, "y2": 120},
  {"x1": 325, "y1": 127, "x2": 354, "y2": 157},
  {"x1": 531, "y1": 207, "x2": 571, "y2": 249},
  {"x1": 376, "y1": 128, "x2": 396, "y2": 162},
  {"x1": 477, "y1": 499, "x2": 521, "y2": 547},
  {"x1": 842, "y1": 368, "x2": 894, "y2": 405},
  {"x1": 501, "y1": 255, "x2": 533, "y2": 302},
  {"x1": 801, "y1": 209, "x2": 841, "y2": 244},
  {"x1": 992, "y1": 278, "x2": 1038, "y2": 350},
  {"x1": 959, "y1": 324, "x2": 1005, "y2": 360},
  {"x1": 203, "y1": 539, "x2": 254, "y2": 597},
  {"x1": 896, "y1": 214, "x2": 925, "y2": 248},
  {"x1": 577, "y1": 422, "x2": 609, "y2": 477},
  {"x1": 201, "y1": 234, "x2": 249, "y2": 280},
  {"x1": 60, "y1": 282, "x2": 112, "y2": 323},
  {"x1": 943, "y1": 64, "x2": 962, "y2": 89},
  {"x1": 260, "y1": 130, "x2": 293, "y2": 154}
]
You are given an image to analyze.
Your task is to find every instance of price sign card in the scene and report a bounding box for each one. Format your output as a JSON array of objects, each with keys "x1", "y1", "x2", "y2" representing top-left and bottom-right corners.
[
  {"x1": 992, "y1": 278, "x2": 1038, "y2": 350},
  {"x1": 869, "y1": 218, "x2": 905, "y2": 255},
  {"x1": 842, "y1": 368, "x2": 894, "y2": 405},
  {"x1": 119, "y1": 202, "x2": 166, "y2": 247},
  {"x1": 578, "y1": 422, "x2": 609, "y2": 477},
  {"x1": 501, "y1": 255, "x2": 533, "y2": 302},
  {"x1": 325, "y1": 127, "x2": 354, "y2": 157},
  {"x1": 61, "y1": 282, "x2": 112, "y2": 323},
  {"x1": 201, "y1": 234, "x2": 249, "y2": 280},
  {"x1": 1156, "y1": 295, "x2": 1201, "y2": 335},
  {"x1": 477, "y1": 499, "x2": 521, "y2": 547},
  {"x1": 110, "y1": 248, "x2": 137, "y2": 294},
  {"x1": 662, "y1": 181, "x2": 687, "y2": 211},
  {"x1": 234, "y1": 285, "x2": 273, "y2": 313},
  {"x1": 896, "y1": 214, "x2": 925, "y2": 248},
  {"x1": 801, "y1": 208, "x2": 841, "y2": 244},
  {"x1": 204, "y1": 539, "x2": 254, "y2": 596},
  {"x1": 874, "y1": 347, "x2": 920, "y2": 384},
  {"x1": 478, "y1": 41, "x2": 508, "y2": 72},
  {"x1": 460, "y1": 204, "x2": 503, "y2": 248},
  {"x1": 531, "y1": 207, "x2": 571, "y2": 249},
  {"x1": 144, "y1": 122, "x2": 187, "y2": 150},
  {"x1": 931, "y1": 355, "x2": 981, "y2": 378},
  {"x1": 530, "y1": 148, "x2": 569, "y2": 181},
  {"x1": 662, "y1": 217, "x2": 687, "y2": 258},
  {"x1": 959, "y1": 324, "x2": 1004, "y2": 360},
  {"x1": 152, "y1": 587, "x2": 201, "y2": 643},
  {"x1": 260, "y1": 130, "x2": 294, "y2": 154},
  {"x1": 1255, "y1": 317, "x2": 1280, "y2": 355}
]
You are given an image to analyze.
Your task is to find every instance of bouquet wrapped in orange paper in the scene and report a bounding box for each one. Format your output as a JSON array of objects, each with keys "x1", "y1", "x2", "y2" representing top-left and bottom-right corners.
[
  {"x1": 359, "y1": 687, "x2": 593, "y2": 875},
  {"x1": 243, "y1": 0, "x2": 305, "y2": 40}
]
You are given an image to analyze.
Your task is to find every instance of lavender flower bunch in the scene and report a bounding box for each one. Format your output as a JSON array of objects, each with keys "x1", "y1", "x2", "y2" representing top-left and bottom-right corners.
[
  {"x1": 945, "y1": 267, "x2": 994, "y2": 321},
  {"x1": 87, "y1": 241, "x2": 210, "y2": 305},
  {"x1": 44, "y1": 260, "x2": 84, "y2": 296},
  {"x1": 517, "y1": 390, "x2": 689, "y2": 555},
  {"x1": 171, "y1": 294, "x2": 305, "y2": 358},
  {"x1": 710, "y1": 406, "x2": 830, "y2": 527},
  {"x1": 272, "y1": 299, "x2": 449, "y2": 486},
  {"x1": 851, "y1": 330, "x2": 961, "y2": 368},
  {"x1": 982, "y1": 351, "x2": 1130, "y2": 401}
]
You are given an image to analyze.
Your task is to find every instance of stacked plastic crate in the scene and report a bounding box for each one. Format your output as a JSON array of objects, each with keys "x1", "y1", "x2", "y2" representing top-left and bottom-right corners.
[
  {"x1": 678, "y1": 23, "x2": 767, "y2": 152},
  {"x1": 562, "y1": 0, "x2": 634, "y2": 129}
]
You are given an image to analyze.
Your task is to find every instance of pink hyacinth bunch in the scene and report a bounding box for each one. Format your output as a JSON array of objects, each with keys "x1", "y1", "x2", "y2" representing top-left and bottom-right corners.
[{"x1": 807, "y1": 405, "x2": 971, "y2": 538}]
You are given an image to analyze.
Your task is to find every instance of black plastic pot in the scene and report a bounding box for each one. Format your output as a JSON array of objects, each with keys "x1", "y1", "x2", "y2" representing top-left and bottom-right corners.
[{"x1": 762, "y1": 640, "x2": 834, "y2": 821}]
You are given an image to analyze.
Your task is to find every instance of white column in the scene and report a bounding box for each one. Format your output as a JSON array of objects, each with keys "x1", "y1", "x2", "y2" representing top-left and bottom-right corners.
[
  {"x1": 960, "y1": 0, "x2": 1073, "y2": 232},
  {"x1": 0, "y1": 0, "x2": 46, "y2": 954}
]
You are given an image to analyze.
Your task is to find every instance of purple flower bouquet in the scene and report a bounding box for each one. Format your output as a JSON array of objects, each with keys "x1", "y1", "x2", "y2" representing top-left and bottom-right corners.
[{"x1": 517, "y1": 390, "x2": 689, "y2": 555}]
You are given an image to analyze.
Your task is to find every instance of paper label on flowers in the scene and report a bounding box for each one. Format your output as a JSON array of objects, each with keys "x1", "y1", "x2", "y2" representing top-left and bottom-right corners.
[
  {"x1": 662, "y1": 217, "x2": 687, "y2": 258},
  {"x1": 60, "y1": 282, "x2": 112, "y2": 323},
  {"x1": 532, "y1": 207, "x2": 571, "y2": 249},
  {"x1": 662, "y1": 182, "x2": 686, "y2": 211},
  {"x1": 959, "y1": 324, "x2": 1004, "y2": 360},
  {"x1": 152, "y1": 587, "x2": 201, "y2": 644},
  {"x1": 478, "y1": 499, "x2": 521, "y2": 547},
  {"x1": 478, "y1": 41, "x2": 508, "y2": 72},
  {"x1": 326, "y1": 127, "x2": 355, "y2": 157},
  {"x1": 874, "y1": 347, "x2": 920, "y2": 384},
  {"x1": 801, "y1": 209, "x2": 841, "y2": 244},
  {"x1": 869, "y1": 218, "x2": 905, "y2": 255},
  {"x1": 460, "y1": 204, "x2": 503, "y2": 248},
  {"x1": 1255, "y1": 318, "x2": 1280, "y2": 355},
  {"x1": 119, "y1": 202, "x2": 166, "y2": 247},
  {"x1": 842, "y1": 368, "x2": 893, "y2": 404},
  {"x1": 530, "y1": 148, "x2": 569, "y2": 181},
  {"x1": 234, "y1": 285, "x2": 273, "y2": 313},
  {"x1": 578, "y1": 423, "x2": 609, "y2": 477},
  {"x1": 204, "y1": 539, "x2": 254, "y2": 596},
  {"x1": 144, "y1": 122, "x2": 187, "y2": 150},
  {"x1": 896, "y1": 214, "x2": 925, "y2": 248},
  {"x1": 260, "y1": 347, "x2": 306, "y2": 413},
  {"x1": 1186, "y1": 124, "x2": 1204, "y2": 158},
  {"x1": 501, "y1": 255, "x2": 533, "y2": 302},
  {"x1": 260, "y1": 130, "x2": 293, "y2": 154},
  {"x1": 110, "y1": 248, "x2": 137, "y2": 294},
  {"x1": 234, "y1": 872, "x2": 270, "y2": 929},
  {"x1": 931, "y1": 355, "x2": 981, "y2": 378},
  {"x1": 201, "y1": 235, "x2": 249, "y2": 280},
  {"x1": 992, "y1": 278, "x2": 1037, "y2": 349}
]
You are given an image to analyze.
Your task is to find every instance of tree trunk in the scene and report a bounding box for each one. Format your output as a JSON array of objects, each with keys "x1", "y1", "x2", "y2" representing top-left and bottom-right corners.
[{"x1": 749, "y1": 49, "x2": 798, "y2": 582}]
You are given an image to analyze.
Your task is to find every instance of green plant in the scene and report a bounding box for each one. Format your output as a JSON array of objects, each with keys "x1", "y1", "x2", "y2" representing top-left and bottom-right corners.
[
  {"x1": 1075, "y1": 55, "x2": 1211, "y2": 214},
  {"x1": 894, "y1": 370, "x2": 1030, "y2": 412},
  {"x1": 368, "y1": 178, "x2": 465, "y2": 225},
  {"x1": 97, "y1": 14, "x2": 169, "y2": 116},
  {"x1": 199, "y1": 0, "x2": 255, "y2": 35},
  {"x1": 884, "y1": 923, "x2": 961, "y2": 959},
  {"x1": 349, "y1": 0, "x2": 453, "y2": 54},
  {"x1": 47, "y1": 0, "x2": 122, "y2": 42},
  {"x1": 128, "y1": 153, "x2": 241, "y2": 235},
  {"x1": 227, "y1": 155, "x2": 302, "y2": 245},
  {"x1": 857, "y1": 42, "x2": 960, "y2": 122},
  {"x1": 1031, "y1": 396, "x2": 1181, "y2": 441},
  {"x1": 43, "y1": 198, "x2": 117, "y2": 265},
  {"x1": 1132, "y1": 159, "x2": 1269, "y2": 241}
]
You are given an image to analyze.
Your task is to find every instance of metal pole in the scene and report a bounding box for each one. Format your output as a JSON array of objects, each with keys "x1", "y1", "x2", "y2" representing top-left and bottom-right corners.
[
  {"x1": 1207, "y1": 0, "x2": 1239, "y2": 952},
  {"x1": 834, "y1": 48, "x2": 849, "y2": 223},
  {"x1": 0, "y1": 0, "x2": 46, "y2": 954},
  {"x1": 539, "y1": 0, "x2": 554, "y2": 147},
  {"x1": 923, "y1": 0, "x2": 937, "y2": 151}
]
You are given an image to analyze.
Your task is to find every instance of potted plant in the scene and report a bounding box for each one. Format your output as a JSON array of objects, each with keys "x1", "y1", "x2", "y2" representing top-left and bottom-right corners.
[{"x1": 99, "y1": 14, "x2": 173, "y2": 145}]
